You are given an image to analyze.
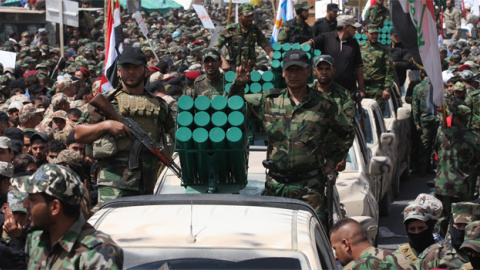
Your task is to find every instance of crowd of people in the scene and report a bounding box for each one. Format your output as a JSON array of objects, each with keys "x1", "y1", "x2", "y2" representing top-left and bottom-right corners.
[{"x1": 0, "y1": 0, "x2": 478, "y2": 268}]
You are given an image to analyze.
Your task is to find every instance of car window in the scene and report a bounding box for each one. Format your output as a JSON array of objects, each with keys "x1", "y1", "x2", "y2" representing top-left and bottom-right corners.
[
  {"x1": 383, "y1": 100, "x2": 393, "y2": 118},
  {"x1": 372, "y1": 108, "x2": 385, "y2": 139},
  {"x1": 345, "y1": 144, "x2": 359, "y2": 171},
  {"x1": 129, "y1": 258, "x2": 303, "y2": 269},
  {"x1": 363, "y1": 109, "x2": 374, "y2": 144}
]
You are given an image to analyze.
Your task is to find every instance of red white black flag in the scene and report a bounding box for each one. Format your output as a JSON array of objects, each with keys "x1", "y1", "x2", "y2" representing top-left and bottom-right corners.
[
  {"x1": 100, "y1": 0, "x2": 124, "y2": 95},
  {"x1": 391, "y1": 0, "x2": 443, "y2": 108}
]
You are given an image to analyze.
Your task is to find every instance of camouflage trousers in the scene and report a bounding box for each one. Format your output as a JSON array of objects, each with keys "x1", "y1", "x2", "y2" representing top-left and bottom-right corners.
[
  {"x1": 264, "y1": 177, "x2": 327, "y2": 230},
  {"x1": 434, "y1": 194, "x2": 462, "y2": 238},
  {"x1": 418, "y1": 121, "x2": 438, "y2": 174},
  {"x1": 365, "y1": 84, "x2": 387, "y2": 112}
]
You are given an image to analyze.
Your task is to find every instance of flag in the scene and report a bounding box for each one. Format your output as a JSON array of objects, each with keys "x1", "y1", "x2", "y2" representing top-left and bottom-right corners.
[
  {"x1": 100, "y1": 0, "x2": 124, "y2": 95},
  {"x1": 270, "y1": 0, "x2": 294, "y2": 45},
  {"x1": 362, "y1": 0, "x2": 376, "y2": 21},
  {"x1": 391, "y1": 0, "x2": 444, "y2": 109}
]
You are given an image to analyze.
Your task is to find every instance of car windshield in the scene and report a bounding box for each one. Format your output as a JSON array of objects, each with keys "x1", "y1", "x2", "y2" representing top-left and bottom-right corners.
[
  {"x1": 345, "y1": 143, "x2": 359, "y2": 171},
  {"x1": 128, "y1": 257, "x2": 302, "y2": 270}
]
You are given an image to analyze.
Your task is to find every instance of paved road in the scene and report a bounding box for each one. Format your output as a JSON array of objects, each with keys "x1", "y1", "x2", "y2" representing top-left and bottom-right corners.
[{"x1": 378, "y1": 172, "x2": 435, "y2": 250}]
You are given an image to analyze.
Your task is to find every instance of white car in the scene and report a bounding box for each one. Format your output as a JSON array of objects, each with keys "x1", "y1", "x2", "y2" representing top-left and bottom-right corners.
[
  {"x1": 383, "y1": 84, "x2": 411, "y2": 197},
  {"x1": 89, "y1": 194, "x2": 339, "y2": 269},
  {"x1": 361, "y1": 99, "x2": 395, "y2": 216}
]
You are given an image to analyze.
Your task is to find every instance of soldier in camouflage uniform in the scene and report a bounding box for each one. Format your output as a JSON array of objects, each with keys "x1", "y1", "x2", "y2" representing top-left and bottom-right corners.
[
  {"x1": 277, "y1": 1, "x2": 314, "y2": 44},
  {"x1": 396, "y1": 204, "x2": 437, "y2": 264},
  {"x1": 417, "y1": 202, "x2": 480, "y2": 270},
  {"x1": 465, "y1": 87, "x2": 480, "y2": 135},
  {"x1": 412, "y1": 70, "x2": 438, "y2": 176},
  {"x1": 75, "y1": 46, "x2": 175, "y2": 206},
  {"x1": 312, "y1": 55, "x2": 354, "y2": 171},
  {"x1": 214, "y1": 3, "x2": 273, "y2": 71},
  {"x1": 230, "y1": 50, "x2": 354, "y2": 229},
  {"x1": 434, "y1": 101, "x2": 480, "y2": 236},
  {"x1": 331, "y1": 218, "x2": 415, "y2": 270},
  {"x1": 193, "y1": 48, "x2": 225, "y2": 99},
  {"x1": 459, "y1": 221, "x2": 480, "y2": 270},
  {"x1": 12, "y1": 164, "x2": 123, "y2": 269},
  {"x1": 364, "y1": 0, "x2": 391, "y2": 28},
  {"x1": 360, "y1": 25, "x2": 395, "y2": 112}
]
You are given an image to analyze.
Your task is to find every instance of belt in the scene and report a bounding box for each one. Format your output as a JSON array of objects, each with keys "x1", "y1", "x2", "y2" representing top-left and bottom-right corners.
[{"x1": 268, "y1": 169, "x2": 322, "y2": 183}]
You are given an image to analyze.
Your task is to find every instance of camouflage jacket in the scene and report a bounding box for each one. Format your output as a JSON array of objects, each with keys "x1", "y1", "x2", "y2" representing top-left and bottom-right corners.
[
  {"x1": 193, "y1": 73, "x2": 226, "y2": 99},
  {"x1": 416, "y1": 234, "x2": 469, "y2": 270},
  {"x1": 434, "y1": 125, "x2": 480, "y2": 200},
  {"x1": 465, "y1": 89, "x2": 480, "y2": 130},
  {"x1": 396, "y1": 243, "x2": 420, "y2": 264},
  {"x1": 364, "y1": 5, "x2": 391, "y2": 27},
  {"x1": 360, "y1": 41, "x2": 395, "y2": 90},
  {"x1": 277, "y1": 18, "x2": 314, "y2": 44},
  {"x1": 214, "y1": 23, "x2": 270, "y2": 67},
  {"x1": 25, "y1": 214, "x2": 123, "y2": 269},
  {"x1": 444, "y1": 7, "x2": 462, "y2": 35},
  {"x1": 412, "y1": 78, "x2": 436, "y2": 126},
  {"x1": 343, "y1": 246, "x2": 415, "y2": 270},
  {"x1": 310, "y1": 81, "x2": 355, "y2": 124},
  {"x1": 238, "y1": 86, "x2": 354, "y2": 173}
]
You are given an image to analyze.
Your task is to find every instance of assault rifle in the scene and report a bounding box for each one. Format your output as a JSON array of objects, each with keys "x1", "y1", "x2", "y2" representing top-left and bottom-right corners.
[
  {"x1": 90, "y1": 93, "x2": 182, "y2": 178},
  {"x1": 326, "y1": 173, "x2": 334, "y2": 230}
]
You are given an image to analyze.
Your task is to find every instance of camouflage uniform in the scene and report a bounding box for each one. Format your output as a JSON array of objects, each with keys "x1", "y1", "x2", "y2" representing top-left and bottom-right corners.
[
  {"x1": 465, "y1": 89, "x2": 480, "y2": 133},
  {"x1": 277, "y1": 19, "x2": 313, "y2": 44},
  {"x1": 214, "y1": 4, "x2": 270, "y2": 69},
  {"x1": 364, "y1": 4, "x2": 391, "y2": 28},
  {"x1": 232, "y1": 83, "x2": 354, "y2": 227},
  {"x1": 360, "y1": 27, "x2": 395, "y2": 112},
  {"x1": 194, "y1": 74, "x2": 225, "y2": 99},
  {"x1": 78, "y1": 89, "x2": 175, "y2": 204},
  {"x1": 417, "y1": 202, "x2": 479, "y2": 270},
  {"x1": 11, "y1": 164, "x2": 124, "y2": 269},
  {"x1": 343, "y1": 246, "x2": 415, "y2": 270},
  {"x1": 459, "y1": 221, "x2": 480, "y2": 270},
  {"x1": 412, "y1": 78, "x2": 437, "y2": 175}
]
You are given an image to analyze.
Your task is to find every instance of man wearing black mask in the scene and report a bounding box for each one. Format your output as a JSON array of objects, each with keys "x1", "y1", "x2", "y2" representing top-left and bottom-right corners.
[
  {"x1": 417, "y1": 202, "x2": 480, "y2": 270},
  {"x1": 460, "y1": 220, "x2": 480, "y2": 270},
  {"x1": 397, "y1": 204, "x2": 437, "y2": 265}
]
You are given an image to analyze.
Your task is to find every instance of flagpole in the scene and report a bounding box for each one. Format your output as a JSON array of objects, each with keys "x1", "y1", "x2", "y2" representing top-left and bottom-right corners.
[
  {"x1": 271, "y1": 0, "x2": 276, "y2": 19},
  {"x1": 227, "y1": 0, "x2": 233, "y2": 25}
]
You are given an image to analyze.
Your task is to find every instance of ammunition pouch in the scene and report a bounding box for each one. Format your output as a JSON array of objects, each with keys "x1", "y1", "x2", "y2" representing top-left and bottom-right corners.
[
  {"x1": 85, "y1": 133, "x2": 118, "y2": 159},
  {"x1": 267, "y1": 169, "x2": 322, "y2": 183}
]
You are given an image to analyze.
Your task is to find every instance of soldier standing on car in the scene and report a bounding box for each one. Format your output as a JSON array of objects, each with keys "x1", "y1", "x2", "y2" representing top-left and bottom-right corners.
[
  {"x1": 277, "y1": 1, "x2": 314, "y2": 44},
  {"x1": 433, "y1": 101, "x2": 480, "y2": 237},
  {"x1": 364, "y1": 0, "x2": 391, "y2": 28},
  {"x1": 229, "y1": 50, "x2": 354, "y2": 229},
  {"x1": 312, "y1": 3, "x2": 340, "y2": 36},
  {"x1": 444, "y1": 0, "x2": 462, "y2": 40},
  {"x1": 417, "y1": 202, "x2": 480, "y2": 270},
  {"x1": 412, "y1": 69, "x2": 437, "y2": 176},
  {"x1": 75, "y1": 46, "x2": 175, "y2": 207},
  {"x1": 13, "y1": 164, "x2": 123, "y2": 269},
  {"x1": 360, "y1": 25, "x2": 395, "y2": 112},
  {"x1": 214, "y1": 3, "x2": 273, "y2": 71},
  {"x1": 330, "y1": 218, "x2": 415, "y2": 270},
  {"x1": 193, "y1": 48, "x2": 225, "y2": 99}
]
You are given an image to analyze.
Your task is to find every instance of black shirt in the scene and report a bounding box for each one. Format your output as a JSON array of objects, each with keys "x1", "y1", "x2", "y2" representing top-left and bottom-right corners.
[
  {"x1": 310, "y1": 31, "x2": 363, "y2": 92},
  {"x1": 312, "y1": 17, "x2": 336, "y2": 36}
]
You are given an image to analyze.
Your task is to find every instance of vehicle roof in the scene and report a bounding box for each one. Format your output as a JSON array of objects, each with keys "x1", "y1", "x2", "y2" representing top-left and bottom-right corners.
[{"x1": 90, "y1": 195, "x2": 322, "y2": 250}]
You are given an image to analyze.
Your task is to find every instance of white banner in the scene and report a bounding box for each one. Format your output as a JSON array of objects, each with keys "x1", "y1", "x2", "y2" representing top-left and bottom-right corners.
[
  {"x1": 464, "y1": 0, "x2": 479, "y2": 17},
  {"x1": 134, "y1": 11, "x2": 148, "y2": 37},
  {"x1": 0, "y1": 51, "x2": 17, "y2": 69},
  {"x1": 193, "y1": 5, "x2": 215, "y2": 29},
  {"x1": 223, "y1": 0, "x2": 250, "y2": 3}
]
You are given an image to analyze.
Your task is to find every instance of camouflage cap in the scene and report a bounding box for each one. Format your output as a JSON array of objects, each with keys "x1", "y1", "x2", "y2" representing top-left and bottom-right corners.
[
  {"x1": 367, "y1": 25, "x2": 380, "y2": 33},
  {"x1": 21, "y1": 31, "x2": 29, "y2": 37},
  {"x1": 8, "y1": 189, "x2": 27, "y2": 213},
  {"x1": 19, "y1": 104, "x2": 44, "y2": 124},
  {"x1": 337, "y1": 15, "x2": 361, "y2": 28},
  {"x1": 414, "y1": 193, "x2": 443, "y2": 220},
  {"x1": 439, "y1": 46, "x2": 447, "y2": 52},
  {"x1": 453, "y1": 81, "x2": 466, "y2": 92},
  {"x1": 202, "y1": 47, "x2": 221, "y2": 62},
  {"x1": 452, "y1": 103, "x2": 472, "y2": 121},
  {"x1": 239, "y1": 3, "x2": 254, "y2": 16},
  {"x1": 54, "y1": 150, "x2": 83, "y2": 167},
  {"x1": 52, "y1": 110, "x2": 67, "y2": 120},
  {"x1": 11, "y1": 164, "x2": 84, "y2": 206},
  {"x1": 23, "y1": 56, "x2": 36, "y2": 63},
  {"x1": 10, "y1": 94, "x2": 31, "y2": 104},
  {"x1": 403, "y1": 203, "x2": 433, "y2": 223},
  {"x1": 452, "y1": 202, "x2": 480, "y2": 224},
  {"x1": 29, "y1": 45, "x2": 39, "y2": 52},
  {"x1": 56, "y1": 77, "x2": 77, "y2": 93},
  {"x1": 0, "y1": 160, "x2": 14, "y2": 178},
  {"x1": 294, "y1": 1, "x2": 313, "y2": 11},
  {"x1": 460, "y1": 221, "x2": 480, "y2": 252},
  {"x1": 51, "y1": 93, "x2": 69, "y2": 107},
  {"x1": 461, "y1": 70, "x2": 475, "y2": 81}
]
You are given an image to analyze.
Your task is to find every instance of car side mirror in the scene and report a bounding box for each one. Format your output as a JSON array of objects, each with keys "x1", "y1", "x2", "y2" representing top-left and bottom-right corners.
[
  {"x1": 369, "y1": 156, "x2": 392, "y2": 175},
  {"x1": 396, "y1": 108, "x2": 411, "y2": 121},
  {"x1": 380, "y1": 133, "x2": 395, "y2": 147}
]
